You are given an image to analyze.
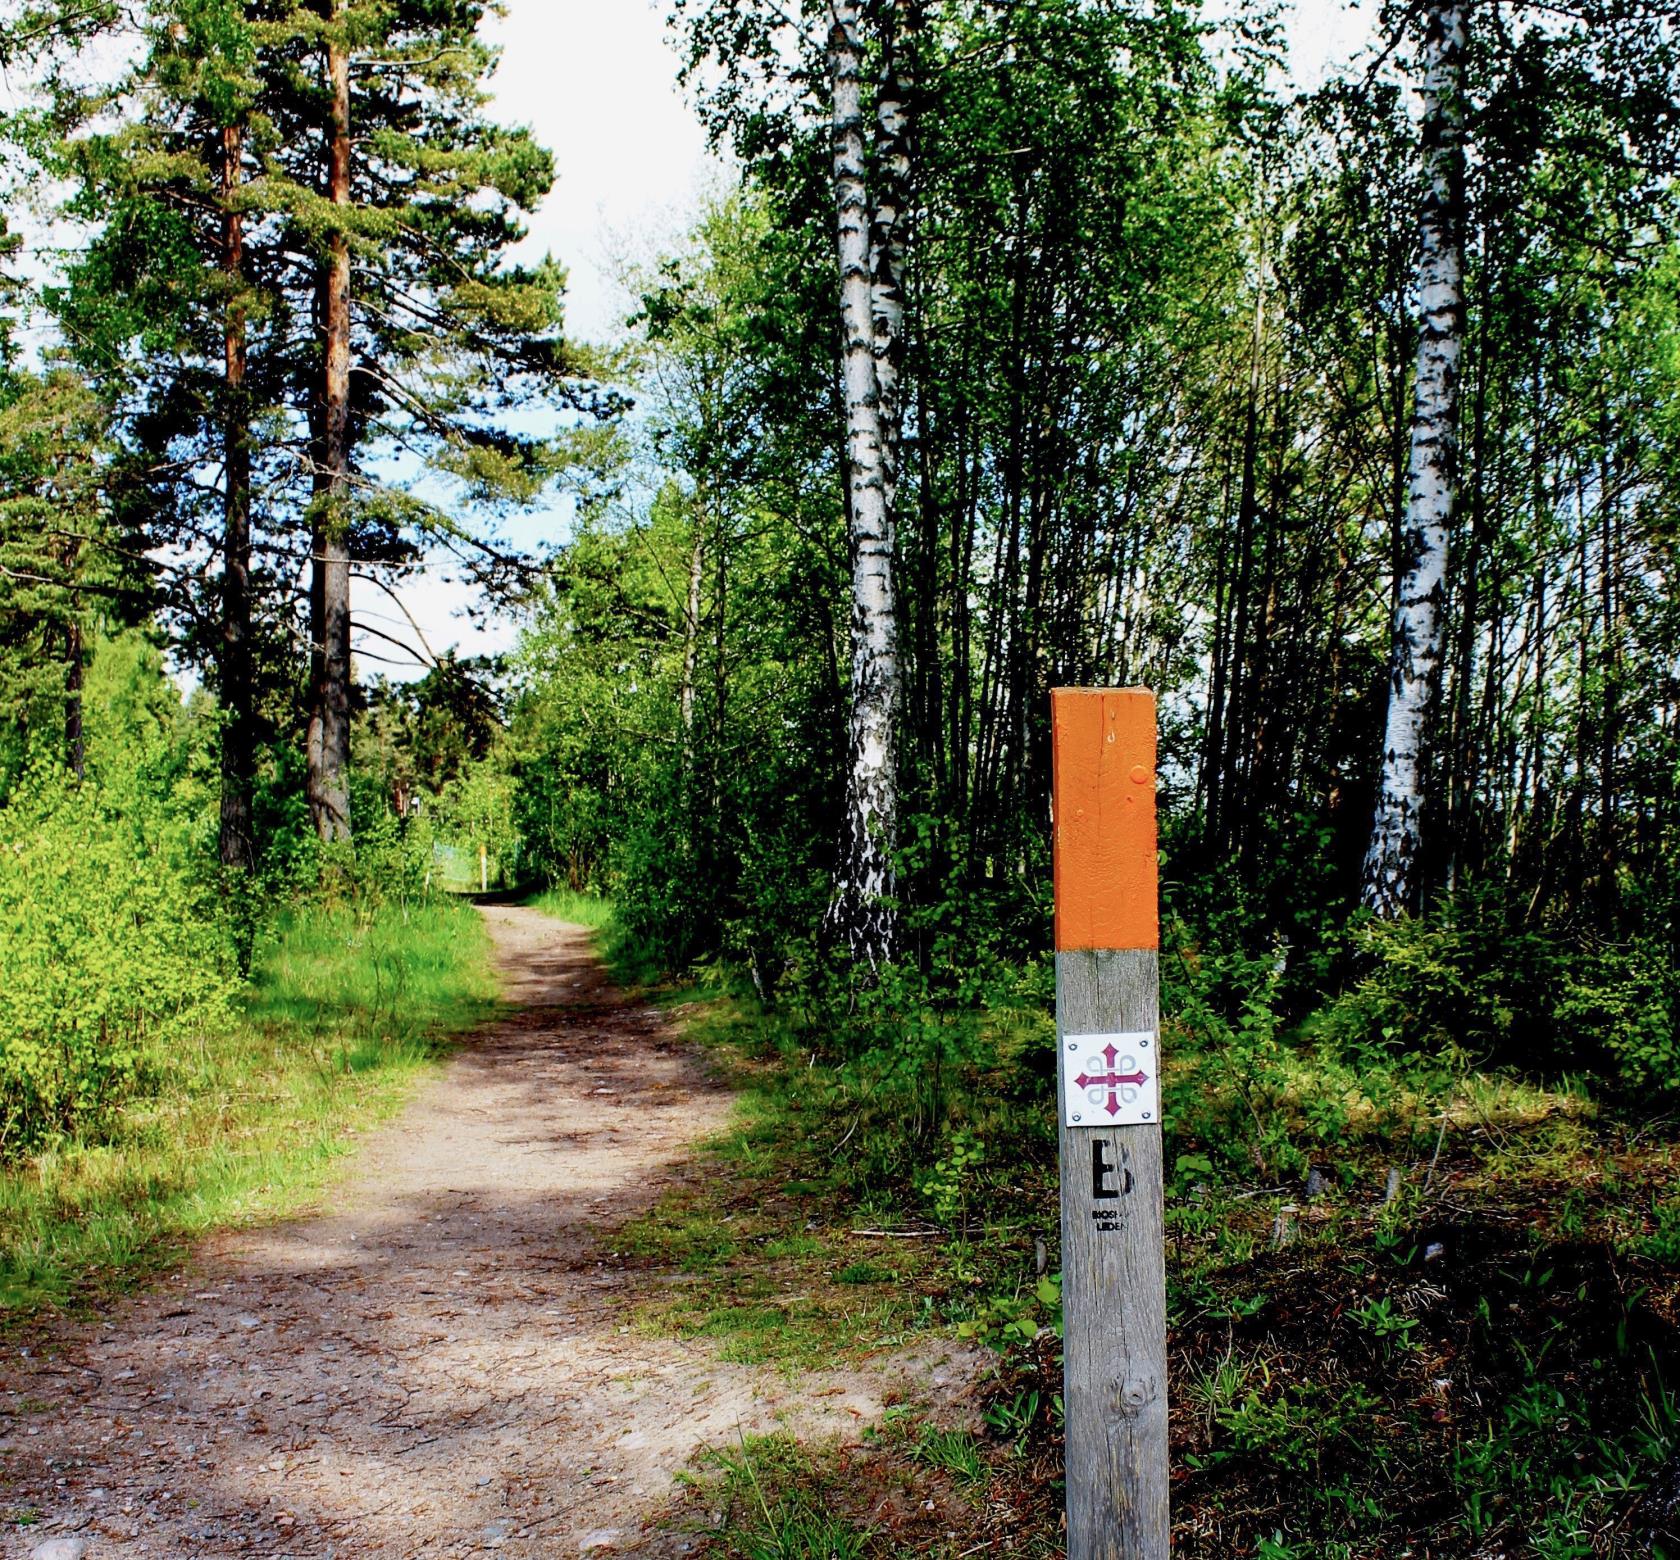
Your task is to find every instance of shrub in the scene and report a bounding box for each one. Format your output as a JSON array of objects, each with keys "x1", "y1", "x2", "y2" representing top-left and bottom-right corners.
[
  {"x1": 0, "y1": 761, "x2": 234, "y2": 1155},
  {"x1": 1313, "y1": 888, "x2": 1565, "y2": 1068},
  {"x1": 1554, "y1": 938, "x2": 1680, "y2": 1094}
]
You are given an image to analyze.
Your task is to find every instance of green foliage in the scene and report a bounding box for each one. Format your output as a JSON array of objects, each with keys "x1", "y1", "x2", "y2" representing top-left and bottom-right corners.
[
  {"x1": 526, "y1": 886, "x2": 616, "y2": 933},
  {"x1": 1348, "y1": 1296, "x2": 1420, "y2": 1354},
  {"x1": 913, "y1": 1126, "x2": 984, "y2": 1230},
  {"x1": 904, "y1": 1423, "x2": 990, "y2": 1488},
  {"x1": 248, "y1": 897, "x2": 496, "y2": 1061},
  {"x1": 1317, "y1": 891, "x2": 1562, "y2": 1064},
  {"x1": 0, "y1": 891, "x2": 492, "y2": 1314},
  {"x1": 956, "y1": 1273, "x2": 1062, "y2": 1351},
  {"x1": 1448, "y1": 1354, "x2": 1680, "y2": 1551},
  {"x1": 1638, "y1": 1199, "x2": 1680, "y2": 1265},
  {"x1": 0, "y1": 750, "x2": 233, "y2": 1156},
  {"x1": 1204, "y1": 1368, "x2": 1382, "y2": 1474},
  {"x1": 1555, "y1": 938, "x2": 1680, "y2": 1094},
  {"x1": 1309, "y1": 889, "x2": 1680, "y2": 1094},
  {"x1": 981, "y1": 1388, "x2": 1042, "y2": 1455}
]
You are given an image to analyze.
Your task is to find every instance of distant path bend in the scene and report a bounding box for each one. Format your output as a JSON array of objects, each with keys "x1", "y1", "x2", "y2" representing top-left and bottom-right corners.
[{"x1": 1, "y1": 906, "x2": 969, "y2": 1557}]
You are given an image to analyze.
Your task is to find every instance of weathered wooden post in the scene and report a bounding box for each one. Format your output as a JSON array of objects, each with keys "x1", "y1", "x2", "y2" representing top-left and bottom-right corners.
[{"x1": 1052, "y1": 687, "x2": 1169, "y2": 1558}]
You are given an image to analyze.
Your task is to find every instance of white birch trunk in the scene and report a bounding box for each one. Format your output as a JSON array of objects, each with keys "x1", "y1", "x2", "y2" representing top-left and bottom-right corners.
[
  {"x1": 827, "y1": 0, "x2": 899, "y2": 969},
  {"x1": 870, "y1": 0, "x2": 914, "y2": 518},
  {"x1": 1362, "y1": 0, "x2": 1467, "y2": 918}
]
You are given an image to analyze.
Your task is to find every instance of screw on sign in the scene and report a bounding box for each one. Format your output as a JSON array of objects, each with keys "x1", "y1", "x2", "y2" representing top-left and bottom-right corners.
[{"x1": 1052, "y1": 688, "x2": 1168, "y2": 1560}]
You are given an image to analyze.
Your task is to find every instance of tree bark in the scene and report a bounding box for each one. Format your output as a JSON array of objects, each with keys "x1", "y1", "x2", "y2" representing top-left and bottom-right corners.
[
  {"x1": 307, "y1": 3, "x2": 353, "y2": 845},
  {"x1": 825, "y1": 0, "x2": 900, "y2": 969},
  {"x1": 870, "y1": 0, "x2": 915, "y2": 518},
  {"x1": 64, "y1": 616, "x2": 83, "y2": 780},
  {"x1": 219, "y1": 120, "x2": 258, "y2": 872},
  {"x1": 680, "y1": 512, "x2": 703, "y2": 756},
  {"x1": 1362, "y1": 0, "x2": 1467, "y2": 918}
]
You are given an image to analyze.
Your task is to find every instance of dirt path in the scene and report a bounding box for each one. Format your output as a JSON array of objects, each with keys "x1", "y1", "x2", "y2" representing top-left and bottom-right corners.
[{"x1": 0, "y1": 907, "x2": 973, "y2": 1558}]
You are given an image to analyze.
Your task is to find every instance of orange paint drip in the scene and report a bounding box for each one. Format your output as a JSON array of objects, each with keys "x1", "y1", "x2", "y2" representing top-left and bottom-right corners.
[{"x1": 1052, "y1": 688, "x2": 1159, "y2": 952}]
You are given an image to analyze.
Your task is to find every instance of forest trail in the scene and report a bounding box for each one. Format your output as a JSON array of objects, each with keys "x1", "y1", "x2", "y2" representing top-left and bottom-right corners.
[{"x1": 1, "y1": 906, "x2": 972, "y2": 1558}]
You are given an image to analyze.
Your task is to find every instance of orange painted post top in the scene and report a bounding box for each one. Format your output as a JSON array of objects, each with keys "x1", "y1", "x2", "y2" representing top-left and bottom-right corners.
[{"x1": 1052, "y1": 688, "x2": 1159, "y2": 952}]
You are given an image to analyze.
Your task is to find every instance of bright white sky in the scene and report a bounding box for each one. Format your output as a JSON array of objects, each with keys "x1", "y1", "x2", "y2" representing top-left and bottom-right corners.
[{"x1": 377, "y1": 0, "x2": 1382, "y2": 677}]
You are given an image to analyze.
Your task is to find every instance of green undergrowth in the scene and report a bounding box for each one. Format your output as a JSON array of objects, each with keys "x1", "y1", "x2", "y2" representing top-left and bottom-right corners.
[
  {"x1": 664, "y1": 1428, "x2": 1024, "y2": 1559},
  {"x1": 606, "y1": 982, "x2": 950, "y2": 1368},
  {"x1": 537, "y1": 892, "x2": 1680, "y2": 1554},
  {"x1": 617, "y1": 966, "x2": 1680, "y2": 1554},
  {"x1": 0, "y1": 895, "x2": 496, "y2": 1318}
]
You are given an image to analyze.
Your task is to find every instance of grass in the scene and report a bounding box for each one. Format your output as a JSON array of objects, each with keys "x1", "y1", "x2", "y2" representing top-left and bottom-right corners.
[
  {"x1": 602, "y1": 983, "x2": 947, "y2": 1368},
  {"x1": 0, "y1": 894, "x2": 497, "y2": 1318},
  {"x1": 523, "y1": 884, "x2": 669, "y2": 985},
  {"x1": 525, "y1": 884, "x2": 616, "y2": 933},
  {"x1": 614, "y1": 972, "x2": 1680, "y2": 1555},
  {"x1": 689, "y1": 1437, "x2": 875, "y2": 1559}
]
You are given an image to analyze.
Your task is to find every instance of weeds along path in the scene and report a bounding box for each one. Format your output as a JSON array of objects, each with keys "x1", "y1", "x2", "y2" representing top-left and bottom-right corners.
[{"x1": 1, "y1": 906, "x2": 970, "y2": 1557}]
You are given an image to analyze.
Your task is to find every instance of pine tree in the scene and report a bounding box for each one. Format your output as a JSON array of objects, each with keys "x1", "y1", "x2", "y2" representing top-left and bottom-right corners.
[
  {"x1": 47, "y1": 0, "x2": 602, "y2": 849},
  {"x1": 48, "y1": 0, "x2": 295, "y2": 871},
  {"x1": 255, "y1": 0, "x2": 602, "y2": 844}
]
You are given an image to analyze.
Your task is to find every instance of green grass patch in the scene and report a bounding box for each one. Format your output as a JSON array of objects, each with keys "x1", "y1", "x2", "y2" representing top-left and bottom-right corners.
[
  {"x1": 0, "y1": 895, "x2": 497, "y2": 1318},
  {"x1": 903, "y1": 1423, "x2": 990, "y2": 1489},
  {"x1": 694, "y1": 1436, "x2": 874, "y2": 1559},
  {"x1": 663, "y1": 1426, "x2": 1010, "y2": 1557},
  {"x1": 600, "y1": 982, "x2": 947, "y2": 1368},
  {"x1": 525, "y1": 885, "x2": 616, "y2": 933},
  {"x1": 523, "y1": 886, "x2": 671, "y2": 986}
]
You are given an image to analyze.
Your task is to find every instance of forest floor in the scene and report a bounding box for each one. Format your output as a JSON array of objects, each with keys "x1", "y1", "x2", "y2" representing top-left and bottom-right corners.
[{"x1": 0, "y1": 906, "x2": 978, "y2": 1558}]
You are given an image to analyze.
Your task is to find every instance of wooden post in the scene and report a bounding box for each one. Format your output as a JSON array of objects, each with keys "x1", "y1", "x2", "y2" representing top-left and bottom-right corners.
[
  {"x1": 480, "y1": 843, "x2": 489, "y2": 895},
  {"x1": 1052, "y1": 687, "x2": 1169, "y2": 1558}
]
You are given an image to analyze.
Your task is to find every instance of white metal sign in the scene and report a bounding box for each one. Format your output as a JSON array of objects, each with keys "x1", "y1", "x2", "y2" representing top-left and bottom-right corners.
[{"x1": 1062, "y1": 1031, "x2": 1160, "y2": 1128}]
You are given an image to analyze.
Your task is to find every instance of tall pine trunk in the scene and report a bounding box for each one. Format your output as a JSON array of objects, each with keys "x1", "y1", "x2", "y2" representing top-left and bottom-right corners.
[
  {"x1": 307, "y1": 4, "x2": 353, "y2": 845},
  {"x1": 64, "y1": 617, "x2": 83, "y2": 779},
  {"x1": 1362, "y1": 0, "x2": 1467, "y2": 918},
  {"x1": 826, "y1": 0, "x2": 900, "y2": 969},
  {"x1": 219, "y1": 120, "x2": 258, "y2": 872}
]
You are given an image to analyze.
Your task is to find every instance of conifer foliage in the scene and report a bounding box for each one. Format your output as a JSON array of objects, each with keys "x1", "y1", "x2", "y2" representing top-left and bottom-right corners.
[{"x1": 29, "y1": 0, "x2": 599, "y2": 850}]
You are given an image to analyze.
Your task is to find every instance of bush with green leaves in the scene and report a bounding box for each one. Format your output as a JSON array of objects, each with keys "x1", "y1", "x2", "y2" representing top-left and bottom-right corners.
[
  {"x1": 1310, "y1": 886, "x2": 1680, "y2": 1093},
  {"x1": 1313, "y1": 890, "x2": 1565, "y2": 1067},
  {"x1": 0, "y1": 759, "x2": 235, "y2": 1155},
  {"x1": 1554, "y1": 938, "x2": 1680, "y2": 1094}
]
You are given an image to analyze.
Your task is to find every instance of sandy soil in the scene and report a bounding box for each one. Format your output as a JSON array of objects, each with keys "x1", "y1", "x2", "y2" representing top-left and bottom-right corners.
[{"x1": 0, "y1": 906, "x2": 975, "y2": 1558}]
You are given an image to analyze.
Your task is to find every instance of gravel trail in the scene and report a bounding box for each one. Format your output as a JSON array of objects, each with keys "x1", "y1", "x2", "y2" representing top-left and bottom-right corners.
[{"x1": 0, "y1": 906, "x2": 971, "y2": 1557}]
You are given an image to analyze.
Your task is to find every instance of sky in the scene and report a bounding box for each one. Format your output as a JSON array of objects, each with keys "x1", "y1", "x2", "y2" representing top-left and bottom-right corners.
[{"x1": 376, "y1": 0, "x2": 1381, "y2": 679}]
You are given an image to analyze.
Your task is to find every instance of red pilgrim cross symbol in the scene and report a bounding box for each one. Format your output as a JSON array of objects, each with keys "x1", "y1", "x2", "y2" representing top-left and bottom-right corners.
[{"x1": 1076, "y1": 1043, "x2": 1150, "y2": 1118}]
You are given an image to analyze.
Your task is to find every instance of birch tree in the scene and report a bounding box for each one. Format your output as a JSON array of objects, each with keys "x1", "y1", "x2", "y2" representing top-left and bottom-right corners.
[
  {"x1": 870, "y1": 0, "x2": 915, "y2": 519},
  {"x1": 1362, "y1": 0, "x2": 1468, "y2": 918},
  {"x1": 827, "y1": 0, "x2": 902, "y2": 969}
]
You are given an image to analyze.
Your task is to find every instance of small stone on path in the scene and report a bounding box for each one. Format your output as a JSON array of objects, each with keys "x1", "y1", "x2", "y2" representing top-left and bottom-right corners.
[{"x1": 30, "y1": 1539, "x2": 90, "y2": 1560}]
